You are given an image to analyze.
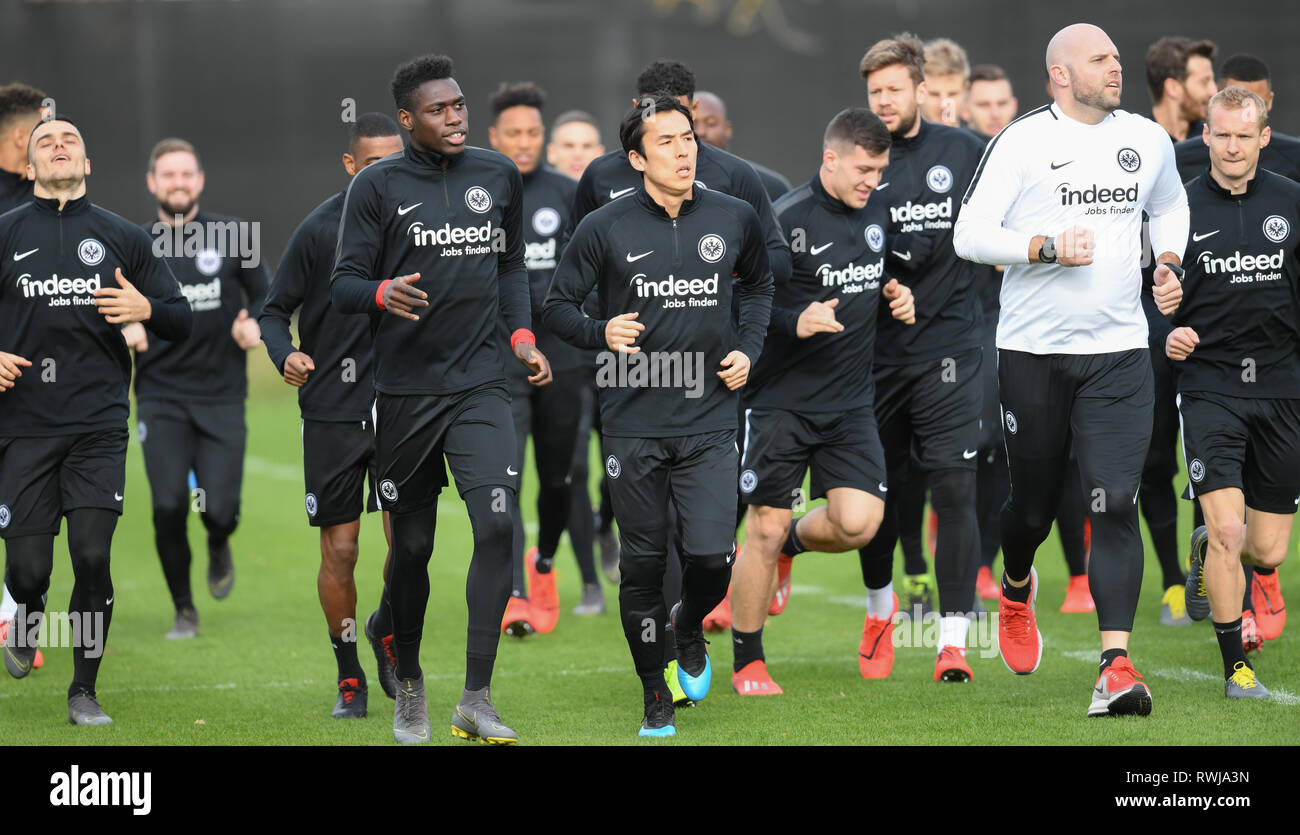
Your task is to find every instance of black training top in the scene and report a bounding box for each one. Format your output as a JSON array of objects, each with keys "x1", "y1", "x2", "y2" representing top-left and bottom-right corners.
[
  {"x1": 0, "y1": 195, "x2": 192, "y2": 436},
  {"x1": 745, "y1": 174, "x2": 890, "y2": 411},
  {"x1": 516, "y1": 166, "x2": 584, "y2": 372},
  {"x1": 543, "y1": 187, "x2": 773, "y2": 437},
  {"x1": 1174, "y1": 169, "x2": 1300, "y2": 398},
  {"x1": 0, "y1": 170, "x2": 34, "y2": 215},
  {"x1": 330, "y1": 144, "x2": 531, "y2": 396},
  {"x1": 260, "y1": 191, "x2": 375, "y2": 422}
]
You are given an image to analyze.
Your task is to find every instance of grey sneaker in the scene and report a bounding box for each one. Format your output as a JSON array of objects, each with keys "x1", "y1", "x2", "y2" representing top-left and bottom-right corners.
[
  {"x1": 598, "y1": 524, "x2": 620, "y2": 585},
  {"x1": 572, "y1": 582, "x2": 606, "y2": 615},
  {"x1": 393, "y1": 676, "x2": 430, "y2": 744},
  {"x1": 1185, "y1": 526, "x2": 1211, "y2": 622},
  {"x1": 451, "y1": 687, "x2": 518, "y2": 745},
  {"x1": 331, "y1": 677, "x2": 368, "y2": 718},
  {"x1": 68, "y1": 690, "x2": 113, "y2": 726},
  {"x1": 165, "y1": 607, "x2": 199, "y2": 640},
  {"x1": 1160, "y1": 585, "x2": 1193, "y2": 626},
  {"x1": 4, "y1": 631, "x2": 37, "y2": 679},
  {"x1": 1226, "y1": 662, "x2": 1271, "y2": 699},
  {"x1": 208, "y1": 540, "x2": 235, "y2": 600},
  {"x1": 364, "y1": 609, "x2": 398, "y2": 700}
]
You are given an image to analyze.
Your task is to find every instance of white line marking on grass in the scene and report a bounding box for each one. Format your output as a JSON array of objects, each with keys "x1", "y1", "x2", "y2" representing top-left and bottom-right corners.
[
  {"x1": 1056, "y1": 649, "x2": 1297, "y2": 706},
  {"x1": 825, "y1": 595, "x2": 867, "y2": 608}
]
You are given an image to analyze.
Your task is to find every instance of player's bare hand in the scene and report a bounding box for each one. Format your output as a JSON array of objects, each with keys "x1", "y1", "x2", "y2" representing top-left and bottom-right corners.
[
  {"x1": 717, "y1": 350, "x2": 750, "y2": 390},
  {"x1": 0, "y1": 351, "x2": 32, "y2": 391},
  {"x1": 1153, "y1": 263, "x2": 1183, "y2": 315},
  {"x1": 516, "y1": 341, "x2": 552, "y2": 386},
  {"x1": 121, "y1": 322, "x2": 149, "y2": 352},
  {"x1": 283, "y1": 351, "x2": 314, "y2": 387},
  {"x1": 605, "y1": 312, "x2": 644, "y2": 354},
  {"x1": 796, "y1": 298, "x2": 843, "y2": 338},
  {"x1": 884, "y1": 279, "x2": 915, "y2": 324},
  {"x1": 1165, "y1": 326, "x2": 1200, "y2": 361},
  {"x1": 94, "y1": 268, "x2": 153, "y2": 324},
  {"x1": 1056, "y1": 226, "x2": 1094, "y2": 267},
  {"x1": 383, "y1": 273, "x2": 427, "y2": 321},
  {"x1": 231, "y1": 308, "x2": 261, "y2": 349}
]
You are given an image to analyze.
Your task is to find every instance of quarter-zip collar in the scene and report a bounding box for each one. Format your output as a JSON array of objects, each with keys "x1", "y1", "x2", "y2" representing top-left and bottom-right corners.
[
  {"x1": 34, "y1": 193, "x2": 90, "y2": 215},
  {"x1": 635, "y1": 185, "x2": 700, "y2": 218},
  {"x1": 810, "y1": 172, "x2": 855, "y2": 215},
  {"x1": 405, "y1": 143, "x2": 460, "y2": 170},
  {"x1": 1202, "y1": 167, "x2": 1261, "y2": 200},
  {"x1": 892, "y1": 118, "x2": 931, "y2": 152}
]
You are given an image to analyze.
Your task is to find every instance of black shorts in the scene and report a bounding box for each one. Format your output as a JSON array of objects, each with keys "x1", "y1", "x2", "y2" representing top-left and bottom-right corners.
[
  {"x1": 1177, "y1": 392, "x2": 1300, "y2": 514},
  {"x1": 138, "y1": 398, "x2": 246, "y2": 525},
  {"x1": 0, "y1": 429, "x2": 128, "y2": 539},
  {"x1": 603, "y1": 430, "x2": 737, "y2": 558},
  {"x1": 738, "y1": 406, "x2": 888, "y2": 508},
  {"x1": 303, "y1": 418, "x2": 380, "y2": 527},
  {"x1": 874, "y1": 346, "x2": 983, "y2": 475},
  {"x1": 374, "y1": 383, "x2": 517, "y2": 514}
]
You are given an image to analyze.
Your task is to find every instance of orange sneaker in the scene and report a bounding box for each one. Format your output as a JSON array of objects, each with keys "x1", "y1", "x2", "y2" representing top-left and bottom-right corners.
[
  {"x1": 33, "y1": 649, "x2": 43, "y2": 668},
  {"x1": 500, "y1": 594, "x2": 535, "y2": 638},
  {"x1": 703, "y1": 589, "x2": 732, "y2": 632},
  {"x1": 1242, "y1": 609, "x2": 1263, "y2": 653},
  {"x1": 769, "y1": 553, "x2": 793, "y2": 616},
  {"x1": 526, "y1": 546, "x2": 559, "y2": 634},
  {"x1": 998, "y1": 568, "x2": 1042, "y2": 674},
  {"x1": 1060, "y1": 574, "x2": 1096, "y2": 613},
  {"x1": 1087, "y1": 656, "x2": 1152, "y2": 717},
  {"x1": 731, "y1": 659, "x2": 783, "y2": 695},
  {"x1": 934, "y1": 645, "x2": 973, "y2": 682},
  {"x1": 976, "y1": 565, "x2": 999, "y2": 600},
  {"x1": 1252, "y1": 570, "x2": 1286, "y2": 641},
  {"x1": 926, "y1": 508, "x2": 938, "y2": 556},
  {"x1": 858, "y1": 592, "x2": 898, "y2": 679}
]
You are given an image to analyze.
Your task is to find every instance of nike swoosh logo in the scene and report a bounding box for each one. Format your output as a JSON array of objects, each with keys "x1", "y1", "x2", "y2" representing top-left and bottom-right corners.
[
  {"x1": 1192, "y1": 230, "x2": 1219, "y2": 242},
  {"x1": 609, "y1": 187, "x2": 635, "y2": 200},
  {"x1": 810, "y1": 242, "x2": 833, "y2": 255},
  {"x1": 891, "y1": 250, "x2": 912, "y2": 261},
  {"x1": 875, "y1": 183, "x2": 890, "y2": 191},
  {"x1": 397, "y1": 203, "x2": 422, "y2": 216},
  {"x1": 5, "y1": 647, "x2": 30, "y2": 673},
  {"x1": 879, "y1": 482, "x2": 888, "y2": 493},
  {"x1": 962, "y1": 449, "x2": 978, "y2": 459},
  {"x1": 13, "y1": 248, "x2": 38, "y2": 261},
  {"x1": 1050, "y1": 160, "x2": 1073, "y2": 169},
  {"x1": 626, "y1": 250, "x2": 653, "y2": 262},
  {"x1": 114, "y1": 492, "x2": 123, "y2": 501},
  {"x1": 507, "y1": 466, "x2": 518, "y2": 476},
  {"x1": 106, "y1": 596, "x2": 113, "y2": 606}
]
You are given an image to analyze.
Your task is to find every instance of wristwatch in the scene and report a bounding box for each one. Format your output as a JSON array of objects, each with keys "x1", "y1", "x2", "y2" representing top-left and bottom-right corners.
[{"x1": 1039, "y1": 236, "x2": 1057, "y2": 263}]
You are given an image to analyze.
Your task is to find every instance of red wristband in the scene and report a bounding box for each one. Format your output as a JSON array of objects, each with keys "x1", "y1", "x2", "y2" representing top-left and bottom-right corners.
[
  {"x1": 375, "y1": 279, "x2": 392, "y2": 310},
  {"x1": 510, "y1": 328, "x2": 536, "y2": 350}
]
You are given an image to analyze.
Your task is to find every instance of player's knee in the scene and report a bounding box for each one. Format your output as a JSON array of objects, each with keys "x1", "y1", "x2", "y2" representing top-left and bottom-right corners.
[
  {"x1": 67, "y1": 533, "x2": 111, "y2": 578},
  {"x1": 470, "y1": 505, "x2": 513, "y2": 550},
  {"x1": 828, "y1": 503, "x2": 880, "y2": 547},
  {"x1": 201, "y1": 508, "x2": 240, "y2": 541},
  {"x1": 690, "y1": 549, "x2": 734, "y2": 577},
  {"x1": 618, "y1": 552, "x2": 666, "y2": 591},
  {"x1": 152, "y1": 501, "x2": 188, "y2": 532},
  {"x1": 1209, "y1": 516, "x2": 1245, "y2": 560},
  {"x1": 6, "y1": 561, "x2": 51, "y2": 601},
  {"x1": 320, "y1": 526, "x2": 360, "y2": 572},
  {"x1": 748, "y1": 508, "x2": 791, "y2": 546}
]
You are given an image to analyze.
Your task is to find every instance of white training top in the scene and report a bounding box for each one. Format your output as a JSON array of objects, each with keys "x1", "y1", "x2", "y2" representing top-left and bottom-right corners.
[{"x1": 953, "y1": 102, "x2": 1189, "y2": 355}]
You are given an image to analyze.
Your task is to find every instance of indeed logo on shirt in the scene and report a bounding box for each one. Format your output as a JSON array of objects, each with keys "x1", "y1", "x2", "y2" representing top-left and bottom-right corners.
[
  {"x1": 18, "y1": 272, "x2": 101, "y2": 306},
  {"x1": 631, "y1": 273, "x2": 720, "y2": 309},
  {"x1": 407, "y1": 220, "x2": 502, "y2": 256},
  {"x1": 525, "y1": 238, "x2": 556, "y2": 270},
  {"x1": 890, "y1": 197, "x2": 952, "y2": 233},
  {"x1": 1057, "y1": 181, "x2": 1139, "y2": 209},
  {"x1": 817, "y1": 260, "x2": 883, "y2": 291},
  {"x1": 181, "y1": 276, "x2": 222, "y2": 312},
  {"x1": 1199, "y1": 248, "x2": 1286, "y2": 283}
]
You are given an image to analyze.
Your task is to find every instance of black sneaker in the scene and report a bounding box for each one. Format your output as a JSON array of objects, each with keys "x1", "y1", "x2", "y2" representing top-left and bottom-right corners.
[
  {"x1": 598, "y1": 517, "x2": 620, "y2": 585},
  {"x1": 364, "y1": 609, "x2": 398, "y2": 700},
  {"x1": 68, "y1": 689, "x2": 113, "y2": 726},
  {"x1": 638, "y1": 688, "x2": 676, "y2": 737},
  {"x1": 4, "y1": 629, "x2": 37, "y2": 679},
  {"x1": 208, "y1": 540, "x2": 235, "y2": 600},
  {"x1": 332, "y1": 677, "x2": 368, "y2": 719},
  {"x1": 670, "y1": 602, "x2": 712, "y2": 702}
]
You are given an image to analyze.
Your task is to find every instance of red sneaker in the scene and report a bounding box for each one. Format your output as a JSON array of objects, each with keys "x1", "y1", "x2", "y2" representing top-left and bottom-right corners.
[
  {"x1": 998, "y1": 568, "x2": 1042, "y2": 674},
  {"x1": 858, "y1": 592, "x2": 898, "y2": 679},
  {"x1": 1060, "y1": 574, "x2": 1096, "y2": 613},
  {"x1": 934, "y1": 645, "x2": 973, "y2": 682},
  {"x1": 768, "y1": 553, "x2": 793, "y2": 616},
  {"x1": 976, "y1": 565, "x2": 999, "y2": 600},
  {"x1": 1242, "y1": 609, "x2": 1263, "y2": 653},
  {"x1": 731, "y1": 659, "x2": 783, "y2": 695},
  {"x1": 926, "y1": 508, "x2": 938, "y2": 557},
  {"x1": 526, "y1": 546, "x2": 559, "y2": 634},
  {"x1": 1088, "y1": 656, "x2": 1152, "y2": 717},
  {"x1": 500, "y1": 594, "x2": 535, "y2": 638},
  {"x1": 703, "y1": 589, "x2": 732, "y2": 632},
  {"x1": 1252, "y1": 570, "x2": 1286, "y2": 641}
]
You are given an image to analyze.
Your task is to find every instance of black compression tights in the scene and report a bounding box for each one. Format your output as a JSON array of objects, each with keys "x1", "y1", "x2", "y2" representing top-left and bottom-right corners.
[
  {"x1": 386, "y1": 486, "x2": 512, "y2": 689},
  {"x1": 6, "y1": 509, "x2": 118, "y2": 696}
]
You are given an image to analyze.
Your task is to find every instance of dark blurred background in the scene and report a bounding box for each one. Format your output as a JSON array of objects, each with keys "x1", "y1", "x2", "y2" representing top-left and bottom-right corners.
[{"x1": 4, "y1": 0, "x2": 1297, "y2": 266}]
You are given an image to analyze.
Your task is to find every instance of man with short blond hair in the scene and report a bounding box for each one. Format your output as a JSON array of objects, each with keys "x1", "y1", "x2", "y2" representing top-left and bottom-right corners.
[{"x1": 922, "y1": 37, "x2": 970, "y2": 128}]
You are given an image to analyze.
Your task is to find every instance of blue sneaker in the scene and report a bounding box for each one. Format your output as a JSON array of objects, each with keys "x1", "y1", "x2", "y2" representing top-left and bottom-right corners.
[
  {"x1": 670, "y1": 602, "x2": 712, "y2": 702},
  {"x1": 638, "y1": 689, "x2": 676, "y2": 738}
]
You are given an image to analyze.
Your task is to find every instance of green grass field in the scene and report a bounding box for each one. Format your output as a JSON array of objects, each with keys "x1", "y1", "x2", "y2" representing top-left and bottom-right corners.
[{"x1": 3, "y1": 357, "x2": 1299, "y2": 746}]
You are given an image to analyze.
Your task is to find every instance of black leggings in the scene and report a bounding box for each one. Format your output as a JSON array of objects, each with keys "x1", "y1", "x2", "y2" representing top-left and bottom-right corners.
[
  {"x1": 5, "y1": 508, "x2": 118, "y2": 695},
  {"x1": 386, "y1": 486, "x2": 512, "y2": 690}
]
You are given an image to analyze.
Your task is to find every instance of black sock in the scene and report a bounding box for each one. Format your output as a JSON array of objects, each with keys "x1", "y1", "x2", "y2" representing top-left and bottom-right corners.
[
  {"x1": 1213, "y1": 618, "x2": 1250, "y2": 679},
  {"x1": 536, "y1": 546, "x2": 555, "y2": 574},
  {"x1": 331, "y1": 631, "x2": 364, "y2": 681},
  {"x1": 1099, "y1": 648, "x2": 1128, "y2": 674},
  {"x1": 1002, "y1": 572, "x2": 1031, "y2": 604},
  {"x1": 1242, "y1": 565, "x2": 1255, "y2": 611},
  {"x1": 1255, "y1": 566, "x2": 1275, "y2": 575},
  {"x1": 782, "y1": 520, "x2": 806, "y2": 558},
  {"x1": 732, "y1": 627, "x2": 764, "y2": 672}
]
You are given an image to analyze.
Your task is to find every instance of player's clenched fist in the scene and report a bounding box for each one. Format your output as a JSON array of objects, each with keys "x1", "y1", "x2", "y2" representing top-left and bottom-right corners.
[
  {"x1": 382, "y1": 273, "x2": 428, "y2": 321},
  {"x1": 717, "y1": 350, "x2": 750, "y2": 390},
  {"x1": 1165, "y1": 326, "x2": 1200, "y2": 361},
  {"x1": 1056, "y1": 225, "x2": 1094, "y2": 267},
  {"x1": 1152, "y1": 262, "x2": 1183, "y2": 315},
  {"x1": 283, "y1": 351, "x2": 315, "y2": 387},
  {"x1": 883, "y1": 279, "x2": 915, "y2": 324},
  {"x1": 605, "y1": 311, "x2": 645, "y2": 354}
]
